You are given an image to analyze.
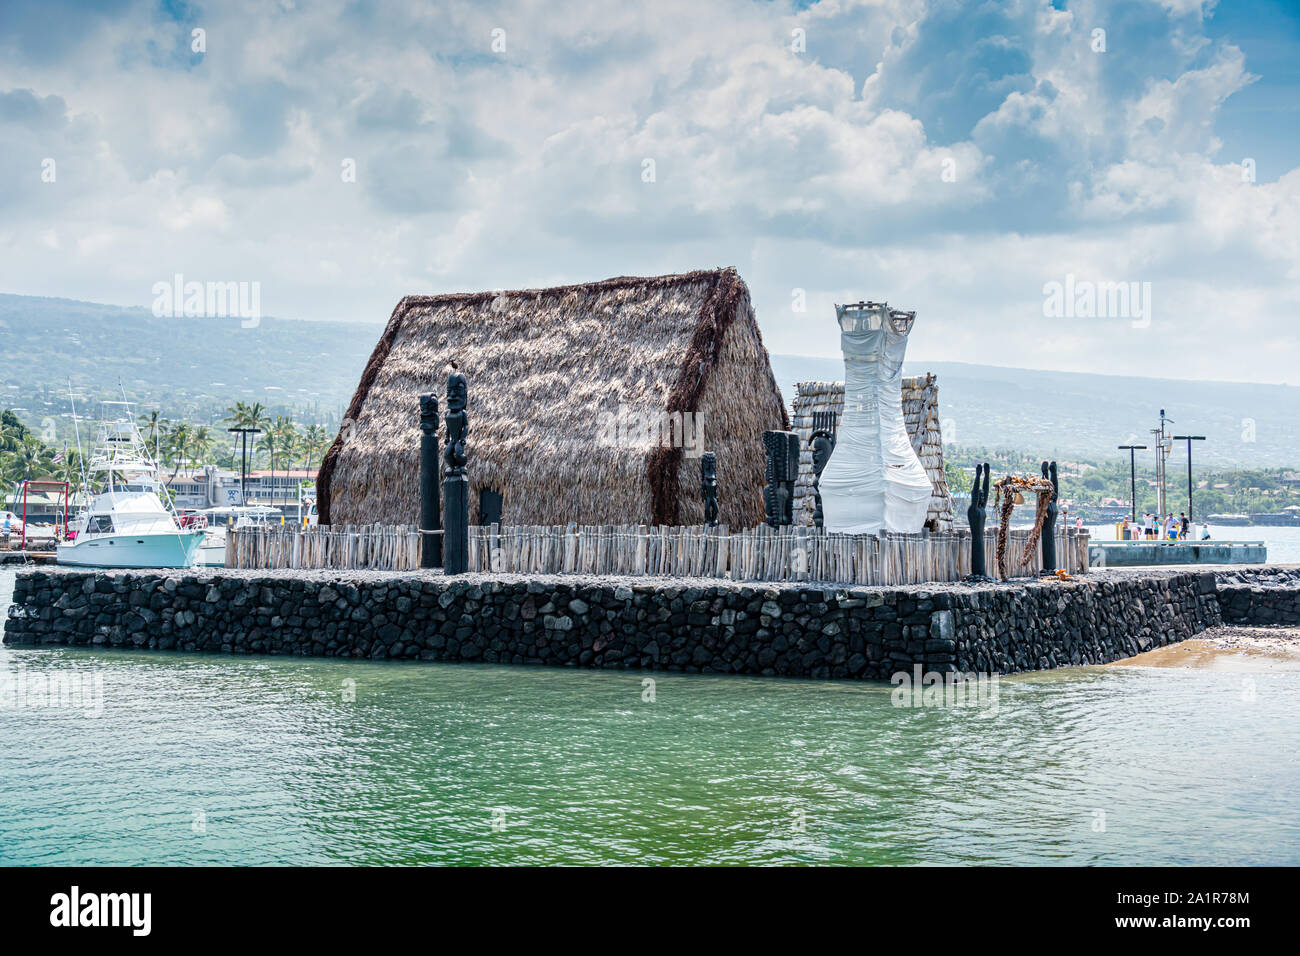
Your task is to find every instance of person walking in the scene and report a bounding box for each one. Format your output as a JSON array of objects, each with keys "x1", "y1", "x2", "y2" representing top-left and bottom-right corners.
[{"x1": 1179, "y1": 512, "x2": 1190, "y2": 539}]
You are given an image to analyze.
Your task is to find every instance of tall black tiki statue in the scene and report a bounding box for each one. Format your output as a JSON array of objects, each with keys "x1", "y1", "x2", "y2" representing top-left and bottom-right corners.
[
  {"x1": 809, "y1": 411, "x2": 837, "y2": 529},
  {"x1": 763, "y1": 430, "x2": 800, "y2": 528},
  {"x1": 1040, "y1": 460, "x2": 1060, "y2": 573},
  {"x1": 701, "y1": 452, "x2": 719, "y2": 527},
  {"x1": 419, "y1": 393, "x2": 442, "y2": 568},
  {"x1": 966, "y1": 462, "x2": 991, "y2": 581},
  {"x1": 443, "y1": 369, "x2": 470, "y2": 575}
]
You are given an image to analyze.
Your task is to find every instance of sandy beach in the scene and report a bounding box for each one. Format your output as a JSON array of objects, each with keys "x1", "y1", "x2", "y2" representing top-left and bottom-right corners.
[{"x1": 1113, "y1": 625, "x2": 1300, "y2": 672}]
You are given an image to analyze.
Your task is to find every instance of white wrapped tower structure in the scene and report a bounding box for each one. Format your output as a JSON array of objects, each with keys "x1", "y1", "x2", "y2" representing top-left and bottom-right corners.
[{"x1": 816, "y1": 301, "x2": 933, "y2": 535}]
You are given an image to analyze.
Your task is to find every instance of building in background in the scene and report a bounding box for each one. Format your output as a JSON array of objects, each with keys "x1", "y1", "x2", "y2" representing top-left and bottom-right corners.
[{"x1": 162, "y1": 465, "x2": 316, "y2": 517}]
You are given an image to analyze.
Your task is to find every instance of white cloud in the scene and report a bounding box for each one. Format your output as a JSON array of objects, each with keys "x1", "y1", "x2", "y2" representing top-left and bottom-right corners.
[{"x1": 0, "y1": 0, "x2": 1294, "y2": 381}]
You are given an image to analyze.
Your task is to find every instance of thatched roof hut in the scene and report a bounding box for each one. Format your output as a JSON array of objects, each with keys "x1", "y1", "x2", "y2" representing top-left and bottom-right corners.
[
  {"x1": 318, "y1": 268, "x2": 789, "y2": 528},
  {"x1": 791, "y1": 376, "x2": 954, "y2": 531}
]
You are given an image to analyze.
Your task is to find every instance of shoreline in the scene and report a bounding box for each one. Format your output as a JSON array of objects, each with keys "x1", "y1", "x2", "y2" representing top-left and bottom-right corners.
[
  {"x1": 1113, "y1": 624, "x2": 1300, "y2": 671},
  {"x1": 7, "y1": 564, "x2": 1300, "y2": 678},
  {"x1": 3, "y1": 565, "x2": 1226, "y2": 679}
]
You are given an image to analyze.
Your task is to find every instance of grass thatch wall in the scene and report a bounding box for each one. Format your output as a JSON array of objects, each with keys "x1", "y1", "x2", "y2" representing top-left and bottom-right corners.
[{"x1": 318, "y1": 268, "x2": 789, "y2": 529}]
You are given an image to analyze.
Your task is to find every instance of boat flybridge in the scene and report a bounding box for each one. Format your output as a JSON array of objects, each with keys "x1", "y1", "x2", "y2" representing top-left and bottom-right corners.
[{"x1": 56, "y1": 402, "x2": 205, "y2": 569}]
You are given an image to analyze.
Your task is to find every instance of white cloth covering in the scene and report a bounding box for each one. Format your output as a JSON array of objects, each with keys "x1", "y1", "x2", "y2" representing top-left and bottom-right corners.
[{"x1": 818, "y1": 307, "x2": 932, "y2": 535}]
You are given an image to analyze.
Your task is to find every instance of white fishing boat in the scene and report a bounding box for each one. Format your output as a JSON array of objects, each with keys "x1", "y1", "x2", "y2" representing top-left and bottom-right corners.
[{"x1": 56, "y1": 403, "x2": 204, "y2": 569}]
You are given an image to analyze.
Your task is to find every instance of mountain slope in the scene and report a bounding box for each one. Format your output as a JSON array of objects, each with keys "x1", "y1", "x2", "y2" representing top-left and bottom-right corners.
[
  {"x1": 0, "y1": 293, "x2": 371, "y2": 425},
  {"x1": 767, "y1": 355, "x2": 1299, "y2": 468},
  {"x1": 0, "y1": 293, "x2": 1293, "y2": 468}
]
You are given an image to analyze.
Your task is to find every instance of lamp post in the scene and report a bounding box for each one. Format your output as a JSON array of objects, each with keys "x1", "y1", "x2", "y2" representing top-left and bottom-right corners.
[
  {"x1": 227, "y1": 427, "x2": 261, "y2": 504},
  {"x1": 1151, "y1": 409, "x2": 1174, "y2": 516},
  {"x1": 1172, "y1": 435, "x2": 1206, "y2": 522},
  {"x1": 1118, "y1": 444, "x2": 1147, "y2": 523}
]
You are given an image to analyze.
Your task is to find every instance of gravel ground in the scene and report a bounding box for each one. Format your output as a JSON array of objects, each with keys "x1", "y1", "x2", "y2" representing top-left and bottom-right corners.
[
  {"x1": 1198, "y1": 623, "x2": 1300, "y2": 654},
  {"x1": 5, "y1": 563, "x2": 1255, "y2": 596},
  {"x1": 1213, "y1": 564, "x2": 1300, "y2": 585}
]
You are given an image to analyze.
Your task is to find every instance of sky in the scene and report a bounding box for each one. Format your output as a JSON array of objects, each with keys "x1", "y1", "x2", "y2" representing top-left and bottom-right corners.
[{"x1": 0, "y1": 0, "x2": 1297, "y2": 382}]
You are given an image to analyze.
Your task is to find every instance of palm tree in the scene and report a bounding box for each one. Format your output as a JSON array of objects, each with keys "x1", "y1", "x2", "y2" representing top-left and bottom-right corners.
[
  {"x1": 280, "y1": 419, "x2": 304, "y2": 506},
  {"x1": 54, "y1": 449, "x2": 84, "y2": 487},
  {"x1": 254, "y1": 416, "x2": 298, "y2": 502},
  {"x1": 255, "y1": 431, "x2": 276, "y2": 498},
  {"x1": 138, "y1": 408, "x2": 167, "y2": 462},
  {"x1": 4, "y1": 435, "x2": 53, "y2": 483},
  {"x1": 302, "y1": 424, "x2": 329, "y2": 471},
  {"x1": 224, "y1": 401, "x2": 268, "y2": 474},
  {"x1": 225, "y1": 401, "x2": 268, "y2": 434},
  {"x1": 274, "y1": 416, "x2": 300, "y2": 473},
  {"x1": 164, "y1": 422, "x2": 193, "y2": 481},
  {"x1": 191, "y1": 426, "x2": 215, "y2": 470}
]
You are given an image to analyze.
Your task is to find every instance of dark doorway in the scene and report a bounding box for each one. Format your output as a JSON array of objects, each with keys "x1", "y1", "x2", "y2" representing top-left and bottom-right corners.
[{"x1": 478, "y1": 488, "x2": 503, "y2": 527}]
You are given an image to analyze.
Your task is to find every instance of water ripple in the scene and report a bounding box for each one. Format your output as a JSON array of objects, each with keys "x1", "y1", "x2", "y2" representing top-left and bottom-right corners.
[{"x1": 2, "y1": 570, "x2": 1298, "y2": 864}]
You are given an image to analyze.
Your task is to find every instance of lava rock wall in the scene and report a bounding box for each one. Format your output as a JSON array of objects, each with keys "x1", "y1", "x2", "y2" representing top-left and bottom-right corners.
[{"x1": 4, "y1": 568, "x2": 1226, "y2": 679}]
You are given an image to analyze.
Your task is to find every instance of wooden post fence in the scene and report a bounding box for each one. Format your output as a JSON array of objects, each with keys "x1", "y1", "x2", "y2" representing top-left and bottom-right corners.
[{"x1": 225, "y1": 522, "x2": 1090, "y2": 584}]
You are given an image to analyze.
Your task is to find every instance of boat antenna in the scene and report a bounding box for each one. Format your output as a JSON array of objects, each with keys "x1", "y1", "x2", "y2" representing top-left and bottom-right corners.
[{"x1": 67, "y1": 379, "x2": 89, "y2": 498}]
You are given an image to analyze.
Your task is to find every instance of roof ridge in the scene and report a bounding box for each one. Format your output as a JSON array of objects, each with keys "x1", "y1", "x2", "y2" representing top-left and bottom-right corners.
[
  {"x1": 396, "y1": 267, "x2": 738, "y2": 309},
  {"x1": 316, "y1": 266, "x2": 784, "y2": 528}
]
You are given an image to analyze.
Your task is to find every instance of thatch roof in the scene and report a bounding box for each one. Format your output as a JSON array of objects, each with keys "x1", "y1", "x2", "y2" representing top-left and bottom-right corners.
[
  {"x1": 791, "y1": 376, "x2": 954, "y2": 531},
  {"x1": 318, "y1": 268, "x2": 789, "y2": 528}
]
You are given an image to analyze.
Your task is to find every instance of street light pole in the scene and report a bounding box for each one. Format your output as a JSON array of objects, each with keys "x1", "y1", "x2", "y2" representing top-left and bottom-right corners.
[
  {"x1": 1172, "y1": 435, "x2": 1206, "y2": 522},
  {"x1": 1151, "y1": 409, "x2": 1174, "y2": 517},
  {"x1": 1118, "y1": 444, "x2": 1147, "y2": 523}
]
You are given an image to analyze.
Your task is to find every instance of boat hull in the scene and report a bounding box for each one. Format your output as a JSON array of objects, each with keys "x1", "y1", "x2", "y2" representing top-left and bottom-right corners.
[
  {"x1": 196, "y1": 539, "x2": 226, "y2": 568},
  {"x1": 56, "y1": 531, "x2": 205, "y2": 569}
]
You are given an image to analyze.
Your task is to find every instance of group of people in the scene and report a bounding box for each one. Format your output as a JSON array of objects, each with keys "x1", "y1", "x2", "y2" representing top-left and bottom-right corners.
[{"x1": 1120, "y1": 512, "x2": 1207, "y2": 541}]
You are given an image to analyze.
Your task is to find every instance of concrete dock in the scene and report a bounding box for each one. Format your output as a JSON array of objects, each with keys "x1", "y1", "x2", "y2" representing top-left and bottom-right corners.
[
  {"x1": 0, "y1": 551, "x2": 57, "y2": 565},
  {"x1": 1089, "y1": 539, "x2": 1266, "y2": 568}
]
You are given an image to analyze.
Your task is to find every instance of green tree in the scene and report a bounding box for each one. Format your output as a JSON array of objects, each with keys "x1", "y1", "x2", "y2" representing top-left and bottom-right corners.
[
  {"x1": 3, "y1": 435, "x2": 54, "y2": 483},
  {"x1": 190, "y1": 426, "x2": 215, "y2": 469},
  {"x1": 302, "y1": 423, "x2": 329, "y2": 470},
  {"x1": 224, "y1": 401, "x2": 268, "y2": 471},
  {"x1": 274, "y1": 417, "x2": 300, "y2": 473},
  {"x1": 138, "y1": 408, "x2": 168, "y2": 462},
  {"x1": 52, "y1": 449, "x2": 84, "y2": 487},
  {"x1": 163, "y1": 422, "x2": 193, "y2": 481},
  {"x1": 255, "y1": 415, "x2": 300, "y2": 500}
]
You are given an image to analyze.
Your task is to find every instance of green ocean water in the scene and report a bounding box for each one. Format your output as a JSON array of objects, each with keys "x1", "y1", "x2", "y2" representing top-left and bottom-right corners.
[{"x1": 2, "y1": 568, "x2": 1298, "y2": 865}]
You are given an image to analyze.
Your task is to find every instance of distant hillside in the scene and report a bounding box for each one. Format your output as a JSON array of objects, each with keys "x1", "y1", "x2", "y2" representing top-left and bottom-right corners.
[
  {"x1": 0, "y1": 293, "x2": 1294, "y2": 468},
  {"x1": 0, "y1": 293, "x2": 372, "y2": 430},
  {"x1": 769, "y1": 355, "x2": 1300, "y2": 468}
]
